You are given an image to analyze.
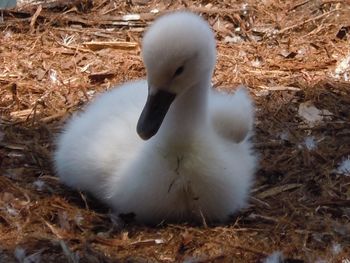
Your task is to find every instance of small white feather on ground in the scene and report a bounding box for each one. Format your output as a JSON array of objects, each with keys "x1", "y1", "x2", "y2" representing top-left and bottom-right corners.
[{"x1": 263, "y1": 251, "x2": 284, "y2": 263}]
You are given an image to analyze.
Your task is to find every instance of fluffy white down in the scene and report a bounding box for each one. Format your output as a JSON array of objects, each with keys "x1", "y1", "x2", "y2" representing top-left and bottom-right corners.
[
  {"x1": 54, "y1": 12, "x2": 257, "y2": 224},
  {"x1": 210, "y1": 86, "x2": 254, "y2": 143}
]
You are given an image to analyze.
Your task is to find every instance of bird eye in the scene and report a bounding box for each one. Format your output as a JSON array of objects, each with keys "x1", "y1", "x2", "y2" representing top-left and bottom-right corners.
[{"x1": 174, "y1": 66, "x2": 184, "y2": 77}]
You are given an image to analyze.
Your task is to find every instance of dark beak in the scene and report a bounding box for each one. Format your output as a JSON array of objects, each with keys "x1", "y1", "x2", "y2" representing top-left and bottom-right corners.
[{"x1": 137, "y1": 89, "x2": 176, "y2": 140}]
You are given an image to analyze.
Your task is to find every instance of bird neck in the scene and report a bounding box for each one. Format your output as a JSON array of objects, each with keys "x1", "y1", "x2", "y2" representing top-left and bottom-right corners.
[{"x1": 159, "y1": 76, "x2": 211, "y2": 141}]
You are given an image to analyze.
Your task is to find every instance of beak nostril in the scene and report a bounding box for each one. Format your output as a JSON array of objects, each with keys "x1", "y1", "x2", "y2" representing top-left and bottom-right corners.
[{"x1": 173, "y1": 66, "x2": 185, "y2": 77}]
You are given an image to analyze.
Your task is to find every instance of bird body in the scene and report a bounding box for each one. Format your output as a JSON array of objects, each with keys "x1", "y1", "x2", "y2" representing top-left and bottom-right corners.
[
  {"x1": 54, "y1": 12, "x2": 257, "y2": 224},
  {"x1": 0, "y1": 0, "x2": 16, "y2": 9},
  {"x1": 0, "y1": 0, "x2": 17, "y2": 22}
]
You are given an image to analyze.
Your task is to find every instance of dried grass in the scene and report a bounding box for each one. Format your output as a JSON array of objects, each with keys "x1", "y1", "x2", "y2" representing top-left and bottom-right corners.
[{"x1": 1, "y1": 0, "x2": 350, "y2": 262}]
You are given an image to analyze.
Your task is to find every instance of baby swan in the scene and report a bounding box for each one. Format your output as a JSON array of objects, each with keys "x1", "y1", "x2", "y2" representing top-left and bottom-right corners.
[{"x1": 54, "y1": 12, "x2": 257, "y2": 224}]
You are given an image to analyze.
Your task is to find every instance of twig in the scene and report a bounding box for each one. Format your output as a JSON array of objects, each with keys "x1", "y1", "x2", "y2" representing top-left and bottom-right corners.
[
  {"x1": 39, "y1": 110, "x2": 68, "y2": 123},
  {"x1": 83, "y1": 41, "x2": 138, "y2": 51},
  {"x1": 289, "y1": 0, "x2": 312, "y2": 11},
  {"x1": 232, "y1": 245, "x2": 268, "y2": 257},
  {"x1": 56, "y1": 42, "x2": 94, "y2": 53},
  {"x1": 199, "y1": 209, "x2": 208, "y2": 228},
  {"x1": 250, "y1": 196, "x2": 271, "y2": 208},
  {"x1": 256, "y1": 184, "x2": 302, "y2": 199},
  {"x1": 30, "y1": 4, "x2": 42, "y2": 32},
  {"x1": 278, "y1": 9, "x2": 338, "y2": 35},
  {"x1": 258, "y1": 85, "x2": 301, "y2": 91}
]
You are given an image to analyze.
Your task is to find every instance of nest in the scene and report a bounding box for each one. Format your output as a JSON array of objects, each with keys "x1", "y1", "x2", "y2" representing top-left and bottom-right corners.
[{"x1": 0, "y1": 0, "x2": 350, "y2": 262}]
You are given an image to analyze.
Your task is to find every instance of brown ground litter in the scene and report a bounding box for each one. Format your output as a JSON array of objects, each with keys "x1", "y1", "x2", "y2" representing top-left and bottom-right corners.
[{"x1": 1, "y1": 0, "x2": 350, "y2": 262}]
